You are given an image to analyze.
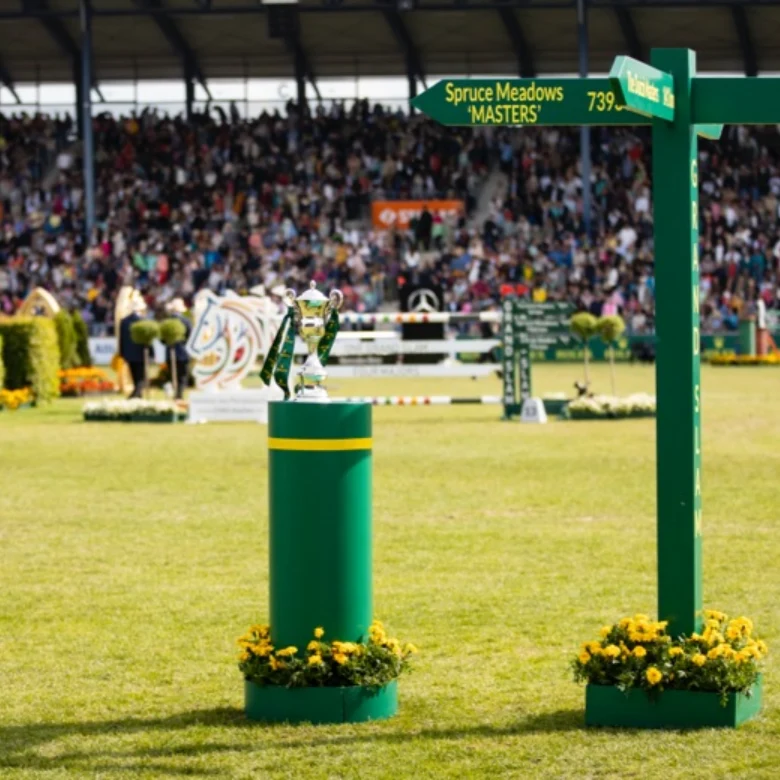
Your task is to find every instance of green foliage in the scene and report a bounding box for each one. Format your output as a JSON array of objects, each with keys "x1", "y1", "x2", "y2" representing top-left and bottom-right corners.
[
  {"x1": 0, "y1": 317, "x2": 60, "y2": 401},
  {"x1": 573, "y1": 612, "x2": 765, "y2": 702},
  {"x1": 54, "y1": 310, "x2": 77, "y2": 369},
  {"x1": 72, "y1": 310, "x2": 92, "y2": 367},
  {"x1": 238, "y1": 621, "x2": 416, "y2": 689},
  {"x1": 129, "y1": 319, "x2": 160, "y2": 347},
  {"x1": 597, "y1": 314, "x2": 627, "y2": 344},
  {"x1": 158, "y1": 318, "x2": 187, "y2": 347},
  {"x1": 570, "y1": 312, "x2": 598, "y2": 342}
]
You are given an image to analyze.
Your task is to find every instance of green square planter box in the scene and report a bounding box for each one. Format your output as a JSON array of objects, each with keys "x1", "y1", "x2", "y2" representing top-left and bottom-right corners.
[
  {"x1": 585, "y1": 677, "x2": 762, "y2": 729},
  {"x1": 542, "y1": 398, "x2": 570, "y2": 417},
  {"x1": 245, "y1": 679, "x2": 398, "y2": 724}
]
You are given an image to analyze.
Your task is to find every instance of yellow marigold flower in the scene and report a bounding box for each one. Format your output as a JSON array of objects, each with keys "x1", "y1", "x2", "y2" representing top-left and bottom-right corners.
[
  {"x1": 735, "y1": 650, "x2": 750, "y2": 664},
  {"x1": 633, "y1": 646, "x2": 647, "y2": 658},
  {"x1": 308, "y1": 654, "x2": 323, "y2": 666},
  {"x1": 645, "y1": 667, "x2": 663, "y2": 686},
  {"x1": 669, "y1": 647, "x2": 684, "y2": 658},
  {"x1": 254, "y1": 644, "x2": 273, "y2": 657},
  {"x1": 333, "y1": 652, "x2": 348, "y2": 665},
  {"x1": 692, "y1": 653, "x2": 707, "y2": 667},
  {"x1": 704, "y1": 610, "x2": 726, "y2": 622},
  {"x1": 276, "y1": 646, "x2": 298, "y2": 657},
  {"x1": 237, "y1": 633, "x2": 253, "y2": 645},
  {"x1": 705, "y1": 619, "x2": 720, "y2": 630},
  {"x1": 656, "y1": 621, "x2": 669, "y2": 631},
  {"x1": 314, "y1": 627, "x2": 325, "y2": 639},
  {"x1": 618, "y1": 618, "x2": 632, "y2": 630},
  {"x1": 239, "y1": 650, "x2": 251, "y2": 662},
  {"x1": 707, "y1": 647, "x2": 722, "y2": 660},
  {"x1": 603, "y1": 644, "x2": 621, "y2": 659},
  {"x1": 251, "y1": 624, "x2": 270, "y2": 636},
  {"x1": 578, "y1": 651, "x2": 591, "y2": 664},
  {"x1": 600, "y1": 626, "x2": 612, "y2": 638},
  {"x1": 269, "y1": 657, "x2": 285, "y2": 671},
  {"x1": 707, "y1": 631, "x2": 724, "y2": 646},
  {"x1": 307, "y1": 640, "x2": 320, "y2": 652},
  {"x1": 404, "y1": 643, "x2": 418, "y2": 655},
  {"x1": 757, "y1": 640, "x2": 769, "y2": 655},
  {"x1": 634, "y1": 614, "x2": 649, "y2": 622},
  {"x1": 726, "y1": 626, "x2": 741, "y2": 641},
  {"x1": 587, "y1": 641, "x2": 602, "y2": 655},
  {"x1": 628, "y1": 632, "x2": 643, "y2": 643}
]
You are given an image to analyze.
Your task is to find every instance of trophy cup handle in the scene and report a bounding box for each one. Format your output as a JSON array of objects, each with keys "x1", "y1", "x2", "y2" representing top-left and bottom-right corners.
[
  {"x1": 283, "y1": 288, "x2": 297, "y2": 308},
  {"x1": 328, "y1": 289, "x2": 344, "y2": 312}
]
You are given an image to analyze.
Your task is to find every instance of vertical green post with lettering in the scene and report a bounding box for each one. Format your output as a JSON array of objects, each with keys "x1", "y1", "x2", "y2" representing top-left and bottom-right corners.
[{"x1": 651, "y1": 49, "x2": 702, "y2": 638}]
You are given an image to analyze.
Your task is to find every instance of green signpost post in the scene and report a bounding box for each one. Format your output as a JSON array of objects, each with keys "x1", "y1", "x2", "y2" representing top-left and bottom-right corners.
[{"x1": 414, "y1": 48, "x2": 771, "y2": 727}]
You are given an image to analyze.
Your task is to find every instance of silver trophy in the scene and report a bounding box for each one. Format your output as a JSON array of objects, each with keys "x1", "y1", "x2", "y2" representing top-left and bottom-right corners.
[{"x1": 284, "y1": 282, "x2": 344, "y2": 401}]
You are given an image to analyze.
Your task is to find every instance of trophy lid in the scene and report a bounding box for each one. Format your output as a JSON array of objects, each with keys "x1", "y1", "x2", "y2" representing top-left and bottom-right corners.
[{"x1": 295, "y1": 281, "x2": 328, "y2": 304}]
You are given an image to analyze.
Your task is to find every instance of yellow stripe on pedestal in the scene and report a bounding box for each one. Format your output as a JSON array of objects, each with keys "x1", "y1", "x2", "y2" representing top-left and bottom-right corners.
[{"x1": 268, "y1": 437, "x2": 372, "y2": 452}]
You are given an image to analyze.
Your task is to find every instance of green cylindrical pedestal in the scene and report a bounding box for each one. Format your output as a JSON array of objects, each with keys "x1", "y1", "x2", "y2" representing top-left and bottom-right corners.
[
  {"x1": 738, "y1": 317, "x2": 756, "y2": 356},
  {"x1": 268, "y1": 401, "x2": 372, "y2": 651}
]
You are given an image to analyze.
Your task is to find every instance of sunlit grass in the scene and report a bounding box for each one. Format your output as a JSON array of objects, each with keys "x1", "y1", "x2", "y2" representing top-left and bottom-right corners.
[{"x1": 1, "y1": 363, "x2": 779, "y2": 778}]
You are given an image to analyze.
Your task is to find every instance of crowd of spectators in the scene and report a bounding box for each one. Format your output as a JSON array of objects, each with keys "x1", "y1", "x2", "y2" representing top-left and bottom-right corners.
[{"x1": 0, "y1": 99, "x2": 778, "y2": 335}]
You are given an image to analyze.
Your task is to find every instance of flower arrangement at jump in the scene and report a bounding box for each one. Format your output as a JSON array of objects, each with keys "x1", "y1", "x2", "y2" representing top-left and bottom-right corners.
[
  {"x1": 59, "y1": 367, "x2": 116, "y2": 397},
  {"x1": 567, "y1": 392, "x2": 656, "y2": 420},
  {"x1": 238, "y1": 621, "x2": 416, "y2": 689},
  {"x1": 0, "y1": 387, "x2": 34, "y2": 410},
  {"x1": 83, "y1": 398, "x2": 186, "y2": 422},
  {"x1": 575, "y1": 611, "x2": 766, "y2": 727},
  {"x1": 709, "y1": 353, "x2": 780, "y2": 366}
]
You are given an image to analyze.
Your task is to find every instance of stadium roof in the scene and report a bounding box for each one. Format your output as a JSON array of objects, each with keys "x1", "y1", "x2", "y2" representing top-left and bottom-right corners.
[{"x1": 0, "y1": 0, "x2": 777, "y2": 92}]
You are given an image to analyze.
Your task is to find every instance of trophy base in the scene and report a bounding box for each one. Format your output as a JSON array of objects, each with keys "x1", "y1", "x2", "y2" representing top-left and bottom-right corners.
[{"x1": 294, "y1": 386, "x2": 331, "y2": 403}]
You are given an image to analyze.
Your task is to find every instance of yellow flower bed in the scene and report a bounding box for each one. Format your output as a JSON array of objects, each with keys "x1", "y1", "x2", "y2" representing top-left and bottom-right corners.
[
  {"x1": 238, "y1": 621, "x2": 416, "y2": 688},
  {"x1": 0, "y1": 387, "x2": 33, "y2": 410},
  {"x1": 709, "y1": 353, "x2": 780, "y2": 366},
  {"x1": 573, "y1": 611, "x2": 766, "y2": 701}
]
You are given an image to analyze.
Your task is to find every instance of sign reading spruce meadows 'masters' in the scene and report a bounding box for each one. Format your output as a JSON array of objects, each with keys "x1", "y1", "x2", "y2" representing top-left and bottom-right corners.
[{"x1": 414, "y1": 50, "x2": 772, "y2": 728}]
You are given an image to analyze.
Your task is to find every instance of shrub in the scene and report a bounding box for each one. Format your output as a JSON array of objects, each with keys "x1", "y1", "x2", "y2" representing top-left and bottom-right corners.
[
  {"x1": 159, "y1": 318, "x2": 187, "y2": 347},
  {"x1": 238, "y1": 621, "x2": 416, "y2": 689},
  {"x1": 570, "y1": 312, "x2": 599, "y2": 385},
  {"x1": 573, "y1": 611, "x2": 766, "y2": 703},
  {"x1": 0, "y1": 318, "x2": 60, "y2": 402},
  {"x1": 596, "y1": 315, "x2": 627, "y2": 394},
  {"x1": 72, "y1": 310, "x2": 92, "y2": 367},
  {"x1": 130, "y1": 320, "x2": 160, "y2": 346},
  {"x1": 54, "y1": 310, "x2": 77, "y2": 369}
]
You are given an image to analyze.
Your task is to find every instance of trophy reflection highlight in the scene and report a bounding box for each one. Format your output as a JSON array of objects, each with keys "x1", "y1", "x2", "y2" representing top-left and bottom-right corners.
[{"x1": 284, "y1": 282, "x2": 344, "y2": 401}]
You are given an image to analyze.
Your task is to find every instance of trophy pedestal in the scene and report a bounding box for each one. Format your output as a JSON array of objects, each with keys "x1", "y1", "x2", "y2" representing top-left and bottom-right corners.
[{"x1": 258, "y1": 401, "x2": 396, "y2": 724}]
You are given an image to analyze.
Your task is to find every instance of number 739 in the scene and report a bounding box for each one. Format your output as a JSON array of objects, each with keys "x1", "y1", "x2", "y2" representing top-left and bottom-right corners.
[{"x1": 587, "y1": 91, "x2": 622, "y2": 112}]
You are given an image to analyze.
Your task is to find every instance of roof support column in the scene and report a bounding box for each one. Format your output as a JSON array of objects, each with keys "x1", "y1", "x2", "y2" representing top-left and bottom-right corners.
[
  {"x1": 185, "y1": 67, "x2": 195, "y2": 120},
  {"x1": 79, "y1": 0, "x2": 96, "y2": 240},
  {"x1": 577, "y1": 0, "x2": 591, "y2": 239}
]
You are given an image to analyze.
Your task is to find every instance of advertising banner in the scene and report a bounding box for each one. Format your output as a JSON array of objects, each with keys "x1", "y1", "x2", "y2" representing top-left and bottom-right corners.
[{"x1": 371, "y1": 200, "x2": 464, "y2": 230}]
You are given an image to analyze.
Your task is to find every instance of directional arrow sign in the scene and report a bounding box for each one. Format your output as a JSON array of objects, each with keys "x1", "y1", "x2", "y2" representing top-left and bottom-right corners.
[
  {"x1": 411, "y1": 78, "x2": 650, "y2": 126},
  {"x1": 609, "y1": 56, "x2": 675, "y2": 121}
]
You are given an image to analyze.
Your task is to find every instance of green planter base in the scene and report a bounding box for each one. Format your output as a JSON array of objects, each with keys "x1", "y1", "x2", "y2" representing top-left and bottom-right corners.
[
  {"x1": 542, "y1": 398, "x2": 570, "y2": 417},
  {"x1": 585, "y1": 677, "x2": 762, "y2": 729},
  {"x1": 245, "y1": 679, "x2": 398, "y2": 724}
]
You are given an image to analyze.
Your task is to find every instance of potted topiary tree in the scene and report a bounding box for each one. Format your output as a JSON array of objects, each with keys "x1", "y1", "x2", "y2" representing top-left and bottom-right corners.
[
  {"x1": 158, "y1": 318, "x2": 187, "y2": 401},
  {"x1": 129, "y1": 320, "x2": 160, "y2": 399},
  {"x1": 596, "y1": 314, "x2": 626, "y2": 396},
  {"x1": 570, "y1": 312, "x2": 598, "y2": 388}
]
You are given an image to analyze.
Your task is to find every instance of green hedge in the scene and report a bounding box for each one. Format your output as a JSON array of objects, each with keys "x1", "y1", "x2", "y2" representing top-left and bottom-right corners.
[
  {"x1": 54, "y1": 310, "x2": 77, "y2": 369},
  {"x1": 0, "y1": 318, "x2": 60, "y2": 401},
  {"x1": 72, "y1": 310, "x2": 92, "y2": 367}
]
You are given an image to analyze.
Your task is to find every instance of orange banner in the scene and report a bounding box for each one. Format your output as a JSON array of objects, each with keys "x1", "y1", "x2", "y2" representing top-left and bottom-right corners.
[{"x1": 371, "y1": 200, "x2": 465, "y2": 230}]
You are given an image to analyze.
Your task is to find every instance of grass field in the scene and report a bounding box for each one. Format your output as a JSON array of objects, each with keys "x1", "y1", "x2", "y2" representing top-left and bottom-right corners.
[{"x1": 2, "y1": 363, "x2": 779, "y2": 778}]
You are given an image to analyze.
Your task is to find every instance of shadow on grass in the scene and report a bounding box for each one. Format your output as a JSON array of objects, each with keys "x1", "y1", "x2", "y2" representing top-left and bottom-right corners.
[{"x1": 1, "y1": 706, "x2": 583, "y2": 773}]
